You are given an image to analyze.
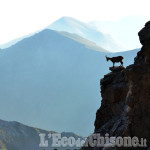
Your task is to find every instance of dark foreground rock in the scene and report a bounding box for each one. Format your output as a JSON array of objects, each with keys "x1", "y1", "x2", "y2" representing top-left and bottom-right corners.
[{"x1": 81, "y1": 21, "x2": 150, "y2": 150}]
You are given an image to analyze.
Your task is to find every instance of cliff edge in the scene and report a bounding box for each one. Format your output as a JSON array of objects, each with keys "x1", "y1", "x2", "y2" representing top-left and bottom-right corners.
[{"x1": 82, "y1": 21, "x2": 150, "y2": 150}]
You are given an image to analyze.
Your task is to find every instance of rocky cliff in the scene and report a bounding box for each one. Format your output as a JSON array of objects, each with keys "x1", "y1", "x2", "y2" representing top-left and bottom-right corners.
[{"x1": 82, "y1": 21, "x2": 150, "y2": 150}]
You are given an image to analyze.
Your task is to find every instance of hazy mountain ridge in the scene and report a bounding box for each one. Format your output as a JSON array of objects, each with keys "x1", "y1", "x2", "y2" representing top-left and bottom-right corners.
[
  {"x1": 0, "y1": 119, "x2": 84, "y2": 150},
  {"x1": 58, "y1": 31, "x2": 108, "y2": 52},
  {"x1": 0, "y1": 28, "x2": 108, "y2": 53},
  {"x1": 48, "y1": 17, "x2": 125, "y2": 52}
]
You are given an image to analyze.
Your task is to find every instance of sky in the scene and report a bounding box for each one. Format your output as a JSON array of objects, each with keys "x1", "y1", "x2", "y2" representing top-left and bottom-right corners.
[{"x1": 0, "y1": 0, "x2": 150, "y2": 46}]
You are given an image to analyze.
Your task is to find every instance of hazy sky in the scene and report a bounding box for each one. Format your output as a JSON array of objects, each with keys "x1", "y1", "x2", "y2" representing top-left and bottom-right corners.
[{"x1": 0, "y1": 0, "x2": 150, "y2": 45}]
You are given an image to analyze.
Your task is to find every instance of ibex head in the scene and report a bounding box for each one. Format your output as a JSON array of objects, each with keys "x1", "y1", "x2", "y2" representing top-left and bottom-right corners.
[{"x1": 105, "y1": 56, "x2": 109, "y2": 61}]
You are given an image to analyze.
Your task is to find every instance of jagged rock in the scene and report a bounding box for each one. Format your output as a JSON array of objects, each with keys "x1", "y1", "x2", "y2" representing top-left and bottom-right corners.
[
  {"x1": 138, "y1": 20, "x2": 150, "y2": 45},
  {"x1": 138, "y1": 20, "x2": 150, "y2": 63},
  {"x1": 81, "y1": 21, "x2": 150, "y2": 150}
]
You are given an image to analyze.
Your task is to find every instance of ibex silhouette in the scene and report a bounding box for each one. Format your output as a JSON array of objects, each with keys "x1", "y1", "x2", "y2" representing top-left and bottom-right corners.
[{"x1": 105, "y1": 56, "x2": 124, "y2": 67}]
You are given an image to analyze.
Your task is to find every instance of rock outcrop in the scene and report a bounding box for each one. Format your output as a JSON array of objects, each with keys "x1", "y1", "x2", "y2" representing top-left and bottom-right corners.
[{"x1": 81, "y1": 21, "x2": 150, "y2": 150}]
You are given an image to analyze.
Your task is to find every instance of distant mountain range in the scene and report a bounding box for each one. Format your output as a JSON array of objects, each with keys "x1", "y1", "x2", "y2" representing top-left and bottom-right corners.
[
  {"x1": 0, "y1": 17, "x2": 108, "y2": 53},
  {"x1": 47, "y1": 17, "x2": 125, "y2": 52},
  {"x1": 0, "y1": 16, "x2": 146, "y2": 52},
  {"x1": 0, "y1": 119, "x2": 84, "y2": 150},
  {"x1": 0, "y1": 27, "x2": 139, "y2": 136}
]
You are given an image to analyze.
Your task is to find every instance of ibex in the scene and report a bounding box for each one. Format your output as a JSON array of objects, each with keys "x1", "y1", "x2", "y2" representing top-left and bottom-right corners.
[{"x1": 105, "y1": 56, "x2": 124, "y2": 67}]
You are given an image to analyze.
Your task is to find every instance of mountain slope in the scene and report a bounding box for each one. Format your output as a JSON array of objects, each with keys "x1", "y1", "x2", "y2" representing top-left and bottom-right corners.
[
  {"x1": 48, "y1": 17, "x2": 125, "y2": 52},
  {"x1": 0, "y1": 29, "x2": 138, "y2": 136},
  {"x1": 0, "y1": 30, "x2": 43, "y2": 49},
  {"x1": 58, "y1": 31, "x2": 108, "y2": 52},
  {"x1": 0, "y1": 119, "x2": 84, "y2": 150}
]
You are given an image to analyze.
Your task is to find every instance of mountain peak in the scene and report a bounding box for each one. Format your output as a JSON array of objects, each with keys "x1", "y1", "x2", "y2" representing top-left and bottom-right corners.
[
  {"x1": 58, "y1": 16, "x2": 78, "y2": 21},
  {"x1": 52, "y1": 16, "x2": 83, "y2": 24},
  {"x1": 48, "y1": 16, "x2": 125, "y2": 52}
]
